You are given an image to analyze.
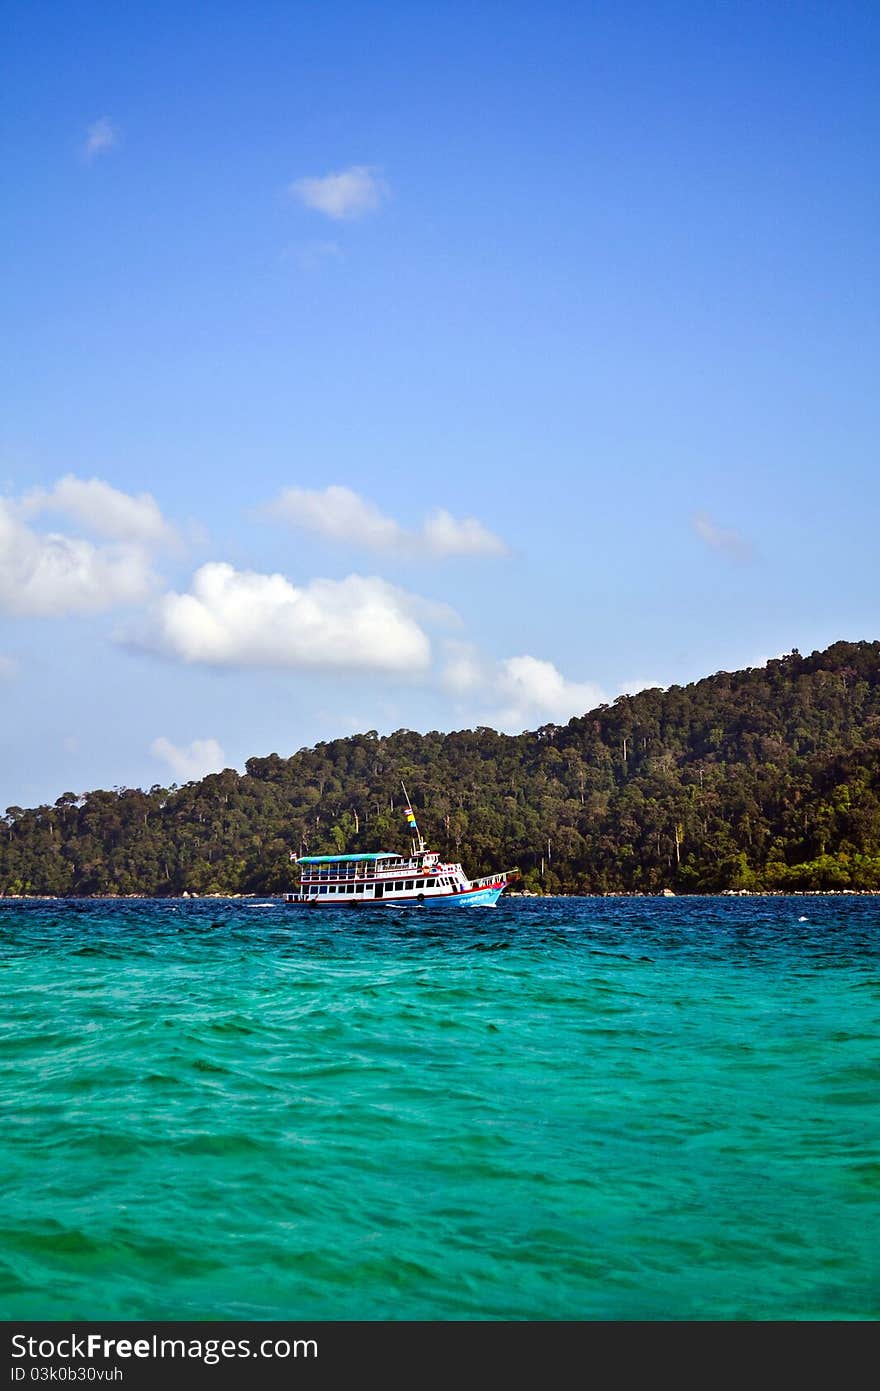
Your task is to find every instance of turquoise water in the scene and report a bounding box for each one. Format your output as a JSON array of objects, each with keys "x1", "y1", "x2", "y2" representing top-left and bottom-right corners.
[{"x1": 1, "y1": 896, "x2": 878, "y2": 1321}]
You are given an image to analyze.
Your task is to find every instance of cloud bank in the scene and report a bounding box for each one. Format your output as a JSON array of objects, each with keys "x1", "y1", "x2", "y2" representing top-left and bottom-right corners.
[
  {"x1": 134, "y1": 562, "x2": 437, "y2": 672},
  {"x1": 0, "y1": 500, "x2": 157, "y2": 617},
  {"x1": 264, "y1": 485, "x2": 507, "y2": 558},
  {"x1": 0, "y1": 478, "x2": 177, "y2": 618},
  {"x1": 443, "y1": 644, "x2": 605, "y2": 731},
  {"x1": 22, "y1": 476, "x2": 177, "y2": 547}
]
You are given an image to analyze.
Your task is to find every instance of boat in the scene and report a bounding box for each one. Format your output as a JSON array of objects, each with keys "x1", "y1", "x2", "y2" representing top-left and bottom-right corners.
[{"x1": 283, "y1": 786, "x2": 517, "y2": 907}]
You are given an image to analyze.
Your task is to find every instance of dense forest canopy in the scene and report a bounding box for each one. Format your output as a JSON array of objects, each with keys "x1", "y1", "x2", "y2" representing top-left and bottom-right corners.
[{"x1": 3, "y1": 640, "x2": 880, "y2": 896}]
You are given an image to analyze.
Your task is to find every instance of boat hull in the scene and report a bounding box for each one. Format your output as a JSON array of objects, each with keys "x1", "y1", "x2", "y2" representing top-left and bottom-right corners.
[
  {"x1": 283, "y1": 881, "x2": 508, "y2": 907},
  {"x1": 449, "y1": 885, "x2": 505, "y2": 906}
]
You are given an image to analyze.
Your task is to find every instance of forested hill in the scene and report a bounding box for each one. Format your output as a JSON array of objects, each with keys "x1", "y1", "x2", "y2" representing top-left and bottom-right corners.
[{"x1": 3, "y1": 639, "x2": 880, "y2": 897}]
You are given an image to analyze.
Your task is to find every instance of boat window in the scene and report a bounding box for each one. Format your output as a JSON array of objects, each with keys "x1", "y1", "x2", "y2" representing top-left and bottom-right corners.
[
  {"x1": 319, "y1": 885, "x2": 327, "y2": 894},
  {"x1": 427, "y1": 879, "x2": 435, "y2": 888},
  {"x1": 395, "y1": 881, "x2": 403, "y2": 891},
  {"x1": 355, "y1": 884, "x2": 364, "y2": 893}
]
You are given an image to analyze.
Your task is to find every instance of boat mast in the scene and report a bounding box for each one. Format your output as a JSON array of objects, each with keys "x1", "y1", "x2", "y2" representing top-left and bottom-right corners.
[{"x1": 400, "y1": 780, "x2": 426, "y2": 855}]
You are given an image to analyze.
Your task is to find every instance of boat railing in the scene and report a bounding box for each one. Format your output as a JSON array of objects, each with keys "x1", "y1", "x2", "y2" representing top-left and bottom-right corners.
[{"x1": 301, "y1": 860, "x2": 433, "y2": 882}]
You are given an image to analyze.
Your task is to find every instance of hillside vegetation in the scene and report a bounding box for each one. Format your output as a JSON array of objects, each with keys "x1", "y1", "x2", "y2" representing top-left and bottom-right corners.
[{"x1": 3, "y1": 640, "x2": 880, "y2": 896}]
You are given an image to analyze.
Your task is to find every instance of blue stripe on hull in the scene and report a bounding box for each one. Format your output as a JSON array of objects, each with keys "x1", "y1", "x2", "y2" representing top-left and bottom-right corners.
[
  {"x1": 373, "y1": 886, "x2": 505, "y2": 906},
  {"x1": 449, "y1": 886, "x2": 504, "y2": 906}
]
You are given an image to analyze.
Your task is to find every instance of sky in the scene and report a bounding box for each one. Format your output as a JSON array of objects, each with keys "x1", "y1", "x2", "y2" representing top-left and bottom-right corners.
[{"x1": 2, "y1": 0, "x2": 878, "y2": 809}]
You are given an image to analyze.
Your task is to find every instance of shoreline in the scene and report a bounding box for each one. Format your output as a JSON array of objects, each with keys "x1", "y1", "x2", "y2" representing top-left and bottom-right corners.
[{"x1": 2, "y1": 889, "x2": 879, "y2": 902}]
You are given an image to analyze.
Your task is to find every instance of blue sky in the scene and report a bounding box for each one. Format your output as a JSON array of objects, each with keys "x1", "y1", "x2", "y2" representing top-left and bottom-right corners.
[{"x1": 2, "y1": 1, "x2": 878, "y2": 808}]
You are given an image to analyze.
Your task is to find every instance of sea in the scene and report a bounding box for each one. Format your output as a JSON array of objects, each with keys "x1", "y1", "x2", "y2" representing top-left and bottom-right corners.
[{"x1": 1, "y1": 895, "x2": 878, "y2": 1322}]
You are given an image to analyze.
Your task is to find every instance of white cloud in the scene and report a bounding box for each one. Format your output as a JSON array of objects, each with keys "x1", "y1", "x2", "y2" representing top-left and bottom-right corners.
[
  {"x1": 0, "y1": 476, "x2": 178, "y2": 618},
  {"x1": 22, "y1": 476, "x2": 177, "y2": 547},
  {"x1": 692, "y1": 512, "x2": 754, "y2": 562},
  {"x1": 422, "y1": 508, "x2": 507, "y2": 557},
  {"x1": 151, "y1": 736, "x2": 227, "y2": 784},
  {"x1": 133, "y1": 562, "x2": 435, "y2": 672},
  {"x1": 291, "y1": 165, "x2": 388, "y2": 220},
  {"x1": 0, "y1": 498, "x2": 157, "y2": 617},
  {"x1": 0, "y1": 655, "x2": 19, "y2": 680},
  {"x1": 496, "y1": 655, "x2": 605, "y2": 730},
  {"x1": 263, "y1": 485, "x2": 507, "y2": 558},
  {"x1": 441, "y1": 644, "x2": 605, "y2": 732},
  {"x1": 268, "y1": 485, "x2": 403, "y2": 550},
  {"x1": 82, "y1": 118, "x2": 120, "y2": 161}
]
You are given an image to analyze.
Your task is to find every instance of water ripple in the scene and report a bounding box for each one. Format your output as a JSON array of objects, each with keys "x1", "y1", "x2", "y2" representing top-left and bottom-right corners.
[{"x1": 1, "y1": 895, "x2": 878, "y2": 1319}]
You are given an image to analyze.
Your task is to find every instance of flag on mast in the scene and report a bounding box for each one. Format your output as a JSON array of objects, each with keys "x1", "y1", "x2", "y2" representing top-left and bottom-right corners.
[{"x1": 400, "y1": 780, "x2": 424, "y2": 850}]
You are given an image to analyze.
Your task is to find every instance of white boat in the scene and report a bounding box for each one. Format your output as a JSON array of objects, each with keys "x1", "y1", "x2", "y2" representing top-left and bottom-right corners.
[{"x1": 284, "y1": 788, "x2": 517, "y2": 907}]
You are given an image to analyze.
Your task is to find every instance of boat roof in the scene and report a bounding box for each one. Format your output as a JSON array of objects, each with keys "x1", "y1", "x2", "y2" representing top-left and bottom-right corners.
[{"x1": 296, "y1": 852, "x2": 398, "y2": 864}]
